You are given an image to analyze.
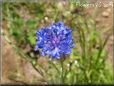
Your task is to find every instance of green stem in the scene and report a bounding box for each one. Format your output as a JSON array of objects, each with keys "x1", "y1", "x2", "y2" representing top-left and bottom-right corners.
[
  {"x1": 60, "y1": 59, "x2": 64, "y2": 84},
  {"x1": 95, "y1": 35, "x2": 109, "y2": 65},
  {"x1": 48, "y1": 59, "x2": 60, "y2": 74},
  {"x1": 31, "y1": 63, "x2": 47, "y2": 82}
]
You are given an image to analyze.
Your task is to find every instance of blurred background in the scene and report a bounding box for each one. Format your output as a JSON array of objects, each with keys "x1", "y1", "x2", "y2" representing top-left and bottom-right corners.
[{"x1": 1, "y1": 0, "x2": 113, "y2": 84}]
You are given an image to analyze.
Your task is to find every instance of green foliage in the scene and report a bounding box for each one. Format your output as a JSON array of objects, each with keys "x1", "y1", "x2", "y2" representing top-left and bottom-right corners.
[{"x1": 2, "y1": 2, "x2": 113, "y2": 85}]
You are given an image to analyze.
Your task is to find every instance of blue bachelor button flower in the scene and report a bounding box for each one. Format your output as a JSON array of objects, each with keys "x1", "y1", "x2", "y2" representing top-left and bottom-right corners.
[{"x1": 35, "y1": 21, "x2": 75, "y2": 59}]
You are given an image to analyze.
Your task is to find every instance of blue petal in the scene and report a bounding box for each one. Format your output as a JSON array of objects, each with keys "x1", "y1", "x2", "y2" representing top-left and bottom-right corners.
[
  {"x1": 64, "y1": 48, "x2": 72, "y2": 54},
  {"x1": 35, "y1": 45, "x2": 39, "y2": 51},
  {"x1": 51, "y1": 48, "x2": 60, "y2": 59},
  {"x1": 41, "y1": 51, "x2": 46, "y2": 56},
  {"x1": 56, "y1": 21, "x2": 64, "y2": 27}
]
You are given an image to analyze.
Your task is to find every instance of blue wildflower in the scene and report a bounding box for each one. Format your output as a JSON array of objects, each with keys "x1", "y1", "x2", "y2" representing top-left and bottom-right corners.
[{"x1": 35, "y1": 21, "x2": 75, "y2": 59}]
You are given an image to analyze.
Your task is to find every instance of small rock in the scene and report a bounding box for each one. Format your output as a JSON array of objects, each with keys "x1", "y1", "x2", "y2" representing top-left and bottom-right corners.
[
  {"x1": 95, "y1": 18, "x2": 100, "y2": 23},
  {"x1": 102, "y1": 11, "x2": 109, "y2": 17},
  {"x1": 44, "y1": 17, "x2": 48, "y2": 21},
  {"x1": 106, "y1": 8, "x2": 111, "y2": 13}
]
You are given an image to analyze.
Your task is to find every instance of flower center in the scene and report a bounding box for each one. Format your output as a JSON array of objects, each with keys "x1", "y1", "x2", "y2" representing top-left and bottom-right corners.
[{"x1": 52, "y1": 36, "x2": 60, "y2": 45}]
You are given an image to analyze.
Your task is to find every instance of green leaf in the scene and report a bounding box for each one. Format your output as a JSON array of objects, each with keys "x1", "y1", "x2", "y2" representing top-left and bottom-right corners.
[
  {"x1": 28, "y1": 36, "x2": 36, "y2": 45},
  {"x1": 26, "y1": 19, "x2": 37, "y2": 29}
]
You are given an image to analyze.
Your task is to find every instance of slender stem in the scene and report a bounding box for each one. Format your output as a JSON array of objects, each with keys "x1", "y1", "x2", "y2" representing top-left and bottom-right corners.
[
  {"x1": 95, "y1": 35, "x2": 109, "y2": 65},
  {"x1": 31, "y1": 63, "x2": 47, "y2": 83},
  {"x1": 31, "y1": 63, "x2": 44, "y2": 77},
  {"x1": 60, "y1": 59, "x2": 64, "y2": 84},
  {"x1": 48, "y1": 59, "x2": 60, "y2": 73}
]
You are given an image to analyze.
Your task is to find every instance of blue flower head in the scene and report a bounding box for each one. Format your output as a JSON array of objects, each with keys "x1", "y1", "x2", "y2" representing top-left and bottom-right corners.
[{"x1": 35, "y1": 21, "x2": 75, "y2": 59}]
